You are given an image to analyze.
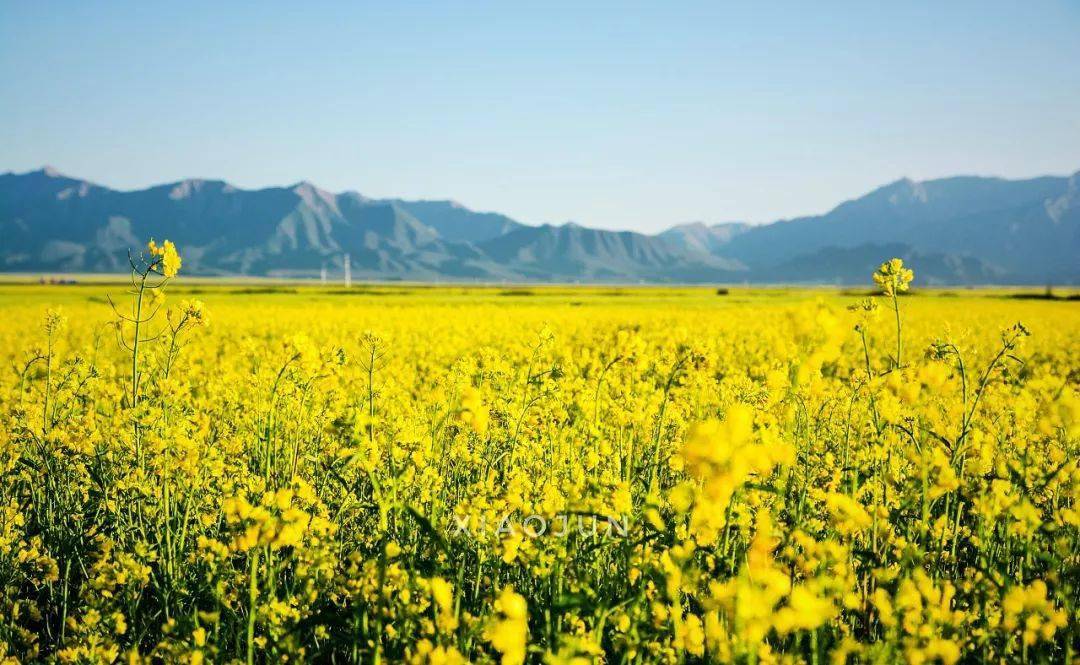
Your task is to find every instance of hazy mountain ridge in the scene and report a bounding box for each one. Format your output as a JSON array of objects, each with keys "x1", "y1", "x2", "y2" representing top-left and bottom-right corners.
[
  {"x1": 391, "y1": 199, "x2": 525, "y2": 244},
  {"x1": 658, "y1": 221, "x2": 752, "y2": 257},
  {"x1": 1, "y1": 166, "x2": 1077, "y2": 284},
  {"x1": 712, "y1": 173, "x2": 1080, "y2": 284},
  {"x1": 478, "y1": 223, "x2": 743, "y2": 282}
]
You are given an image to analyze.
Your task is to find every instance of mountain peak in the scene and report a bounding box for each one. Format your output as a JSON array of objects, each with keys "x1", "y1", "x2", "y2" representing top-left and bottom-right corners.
[
  {"x1": 167, "y1": 178, "x2": 231, "y2": 200},
  {"x1": 290, "y1": 181, "x2": 340, "y2": 213},
  {"x1": 15, "y1": 165, "x2": 70, "y2": 179},
  {"x1": 854, "y1": 176, "x2": 928, "y2": 206},
  {"x1": 290, "y1": 180, "x2": 334, "y2": 198},
  {"x1": 878, "y1": 176, "x2": 918, "y2": 192}
]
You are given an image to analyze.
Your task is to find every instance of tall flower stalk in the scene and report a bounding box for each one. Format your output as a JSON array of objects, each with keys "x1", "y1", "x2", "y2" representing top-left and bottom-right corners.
[
  {"x1": 873, "y1": 258, "x2": 914, "y2": 368},
  {"x1": 109, "y1": 239, "x2": 182, "y2": 466}
]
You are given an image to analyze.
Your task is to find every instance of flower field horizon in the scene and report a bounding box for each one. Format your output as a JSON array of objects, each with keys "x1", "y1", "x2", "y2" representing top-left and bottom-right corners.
[{"x1": 0, "y1": 245, "x2": 1077, "y2": 663}]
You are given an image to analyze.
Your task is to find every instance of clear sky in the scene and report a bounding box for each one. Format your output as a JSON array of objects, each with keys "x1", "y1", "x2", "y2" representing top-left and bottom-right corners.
[{"x1": 2, "y1": 1, "x2": 1079, "y2": 233}]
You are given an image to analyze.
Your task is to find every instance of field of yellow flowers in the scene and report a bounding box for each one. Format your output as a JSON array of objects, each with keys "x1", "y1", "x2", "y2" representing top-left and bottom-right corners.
[{"x1": 0, "y1": 244, "x2": 1077, "y2": 664}]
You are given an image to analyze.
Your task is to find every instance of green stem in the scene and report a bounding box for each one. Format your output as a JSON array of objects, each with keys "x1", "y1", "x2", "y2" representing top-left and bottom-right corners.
[
  {"x1": 131, "y1": 277, "x2": 146, "y2": 469},
  {"x1": 892, "y1": 292, "x2": 902, "y2": 369},
  {"x1": 131, "y1": 280, "x2": 145, "y2": 407},
  {"x1": 43, "y1": 336, "x2": 53, "y2": 434},
  {"x1": 247, "y1": 549, "x2": 259, "y2": 665}
]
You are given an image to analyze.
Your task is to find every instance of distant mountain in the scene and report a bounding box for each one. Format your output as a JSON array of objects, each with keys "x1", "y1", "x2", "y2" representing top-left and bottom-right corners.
[
  {"x1": 1, "y1": 166, "x2": 1077, "y2": 283},
  {"x1": 714, "y1": 174, "x2": 1079, "y2": 284},
  {"x1": 390, "y1": 200, "x2": 524, "y2": 244},
  {"x1": 659, "y1": 221, "x2": 751, "y2": 257},
  {"x1": 479, "y1": 223, "x2": 741, "y2": 282},
  {"x1": 0, "y1": 169, "x2": 506, "y2": 279},
  {"x1": 766, "y1": 243, "x2": 1007, "y2": 285}
]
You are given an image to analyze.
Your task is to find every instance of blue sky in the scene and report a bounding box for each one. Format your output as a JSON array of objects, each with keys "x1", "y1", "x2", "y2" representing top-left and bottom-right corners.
[{"x1": 2, "y1": 1, "x2": 1078, "y2": 233}]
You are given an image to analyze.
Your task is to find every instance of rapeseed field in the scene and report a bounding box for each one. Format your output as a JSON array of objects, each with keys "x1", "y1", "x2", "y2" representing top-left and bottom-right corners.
[{"x1": 0, "y1": 243, "x2": 1076, "y2": 663}]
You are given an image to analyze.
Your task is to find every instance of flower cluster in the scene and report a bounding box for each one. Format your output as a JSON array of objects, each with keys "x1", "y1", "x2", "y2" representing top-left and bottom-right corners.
[
  {"x1": 874, "y1": 257, "x2": 915, "y2": 296},
  {"x1": 147, "y1": 239, "x2": 182, "y2": 277}
]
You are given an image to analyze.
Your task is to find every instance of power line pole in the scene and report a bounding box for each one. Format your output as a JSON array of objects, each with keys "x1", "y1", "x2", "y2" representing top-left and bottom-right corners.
[{"x1": 343, "y1": 253, "x2": 351, "y2": 288}]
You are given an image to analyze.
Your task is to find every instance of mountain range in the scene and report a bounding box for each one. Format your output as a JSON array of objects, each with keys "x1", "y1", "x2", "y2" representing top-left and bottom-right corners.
[{"x1": 2, "y1": 166, "x2": 1077, "y2": 284}]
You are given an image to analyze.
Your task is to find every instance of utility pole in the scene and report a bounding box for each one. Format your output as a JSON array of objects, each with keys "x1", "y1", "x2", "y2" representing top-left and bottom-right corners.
[
  {"x1": 320, "y1": 263, "x2": 327, "y2": 284},
  {"x1": 343, "y1": 253, "x2": 351, "y2": 288}
]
